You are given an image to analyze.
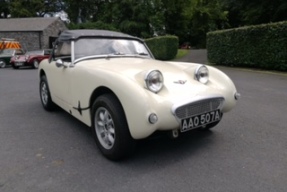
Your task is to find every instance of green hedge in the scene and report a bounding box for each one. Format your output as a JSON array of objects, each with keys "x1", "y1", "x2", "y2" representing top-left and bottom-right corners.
[
  {"x1": 207, "y1": 21, "x2": 287, "y2": 71},
  {"x1": 68, "y1": 21, "x2": 117, "y2": 31},
  {"x1": 145, "y1": 36, "x2": 178, "y2": 60}
]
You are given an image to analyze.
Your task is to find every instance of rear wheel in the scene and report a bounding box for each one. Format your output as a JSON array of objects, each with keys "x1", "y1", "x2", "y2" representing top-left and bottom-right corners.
[
  {"x1": 92, "y1": 94, "x2": 136, "y2": 160},
  {"x1": 39, "y1": 75, "x2": 55, "y2": 111},
  {"x1": 33, "y1": 60, "x2": 39, "y2": 69},
  {"x1": 0, "y1": 60, "x2": 6, "y2": 68}
]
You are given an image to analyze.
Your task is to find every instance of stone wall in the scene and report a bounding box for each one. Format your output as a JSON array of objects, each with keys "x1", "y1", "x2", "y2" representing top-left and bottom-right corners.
[
  {"x1": 0, "y1": 31, "x2": 40, "y2": 50},
  {"x1": 42, "y1": 19, "x2": 67, "y2": 49}
]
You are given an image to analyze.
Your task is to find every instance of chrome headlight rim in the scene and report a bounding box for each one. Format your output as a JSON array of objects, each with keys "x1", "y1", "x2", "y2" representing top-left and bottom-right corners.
[
  {"x1": 145, "y1": 70, "x2": 164, "y2": 93},
  {"x1": 195, "y1": 65, "x2": 209, "y2": 84}
]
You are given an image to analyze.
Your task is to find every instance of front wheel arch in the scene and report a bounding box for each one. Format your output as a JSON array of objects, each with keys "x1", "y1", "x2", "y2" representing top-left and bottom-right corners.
[{"x1": 89, "y1": 87, "x2": 121, "y2": 115}]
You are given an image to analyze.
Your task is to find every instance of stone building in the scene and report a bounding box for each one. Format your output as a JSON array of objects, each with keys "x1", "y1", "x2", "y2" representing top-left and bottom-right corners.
[{"x1": 0, "y1": 17, "x2": 67, "y2": 51}]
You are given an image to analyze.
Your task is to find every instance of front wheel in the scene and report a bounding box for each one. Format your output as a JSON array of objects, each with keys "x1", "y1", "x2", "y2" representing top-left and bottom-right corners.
[
  {"x1": 39, "y1": 75, "x2": 55, "y2": 111},
  {"x1": 0, "y1": 60, "x2": 6, "y2": 68},
  {"x1": 92, "y1": 94, "x2": 136, "y2": 160}
]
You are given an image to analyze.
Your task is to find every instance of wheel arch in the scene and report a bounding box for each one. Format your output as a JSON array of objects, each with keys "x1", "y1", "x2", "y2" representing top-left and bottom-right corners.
[
  {"x1": 89, "y1": 86, "x2": 125, "y2": 117},
  {"x1": 39, "y1": 69, "x2": 46, "y2": 78}
]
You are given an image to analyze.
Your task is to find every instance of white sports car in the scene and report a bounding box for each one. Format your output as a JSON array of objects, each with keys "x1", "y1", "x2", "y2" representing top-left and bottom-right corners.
[{"x1": 39, "y1": 29, "x2": 240, "y2": 160}]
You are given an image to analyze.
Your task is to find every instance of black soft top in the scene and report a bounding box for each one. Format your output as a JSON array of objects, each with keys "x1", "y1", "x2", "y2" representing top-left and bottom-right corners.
[{"x1": 58, "y1": 29, "x2": 143, "y2": 42}]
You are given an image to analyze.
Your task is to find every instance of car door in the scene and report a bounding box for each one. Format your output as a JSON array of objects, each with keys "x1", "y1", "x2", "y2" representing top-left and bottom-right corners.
[{"x1": 48, "y1": 42, "x2": 73, "y2": 109}]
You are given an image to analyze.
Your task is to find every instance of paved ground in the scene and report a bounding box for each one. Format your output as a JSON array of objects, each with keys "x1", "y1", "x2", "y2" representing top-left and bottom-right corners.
[
  {"x1": 174, "y1": 49, "x2": 208, "y2": 64},
  {"x1": 0, "y1": 57, "x2": 287, "y2": 192}
]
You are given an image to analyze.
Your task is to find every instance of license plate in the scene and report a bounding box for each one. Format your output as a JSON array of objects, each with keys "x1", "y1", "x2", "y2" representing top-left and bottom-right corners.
[
  {"x1": 15, "y1": 62, "x2": 23, "y2": 66},
  {"x1": 180, "y1": 110, "x2": 221, "y2": 132}
]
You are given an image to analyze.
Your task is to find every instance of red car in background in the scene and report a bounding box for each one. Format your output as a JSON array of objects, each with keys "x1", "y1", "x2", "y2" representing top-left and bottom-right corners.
[{"x1": 10, "y1": 49, "x2": 51, "y2": 69}]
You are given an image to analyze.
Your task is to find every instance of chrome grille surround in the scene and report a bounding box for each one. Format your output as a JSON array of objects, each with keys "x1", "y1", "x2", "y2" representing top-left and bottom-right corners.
[{"x1": 172, "y1": 97, "x2": 225, "y2": 120}]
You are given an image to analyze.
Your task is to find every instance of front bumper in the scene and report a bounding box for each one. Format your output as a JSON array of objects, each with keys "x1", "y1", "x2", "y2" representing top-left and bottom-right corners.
[{"x1": 128, "y1": 94, "x2": 226, "y2": 139}]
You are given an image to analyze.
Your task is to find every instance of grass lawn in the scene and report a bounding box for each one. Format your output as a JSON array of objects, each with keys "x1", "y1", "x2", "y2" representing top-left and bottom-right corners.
[{"x1": 174, "y1": 49, "x2": 189, "y2": 60}]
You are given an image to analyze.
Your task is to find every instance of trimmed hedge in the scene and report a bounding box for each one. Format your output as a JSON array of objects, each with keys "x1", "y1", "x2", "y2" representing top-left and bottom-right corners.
[
  {"x1": 145, "y1": 36, "x2": 178, "y2": 60},
  {"x1": 207, "y1": 21, "x2": 287, "y2": 71},
  {"x1": 68, "y1": 21, "x2": 117, "y2": 31}
]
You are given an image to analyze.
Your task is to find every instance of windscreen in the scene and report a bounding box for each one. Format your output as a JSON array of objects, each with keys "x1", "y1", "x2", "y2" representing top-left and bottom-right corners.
[{"x1": 74, "y1": 38, "x2": 151, "y2": 60}]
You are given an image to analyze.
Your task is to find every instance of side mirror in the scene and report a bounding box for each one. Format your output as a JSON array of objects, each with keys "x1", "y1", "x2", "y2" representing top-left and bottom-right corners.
[{"x1": 56, "y1": 59, "x2": 69, "y2": 68}]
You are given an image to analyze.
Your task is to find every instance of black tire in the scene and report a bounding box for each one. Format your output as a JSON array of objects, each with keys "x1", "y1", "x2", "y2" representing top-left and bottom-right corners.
[
  {"x1": 12, "y1": 64, "x2": 19, "y2": 69},
  {"x1": 39, "y1": 75, "x2": 55, "y2": 111},
  {"x1": 91, "y1": 94, "x2": 136, "y2": 160},
  {"x1": 0, "y1": 60, "x2": 6, "y2": 68}
]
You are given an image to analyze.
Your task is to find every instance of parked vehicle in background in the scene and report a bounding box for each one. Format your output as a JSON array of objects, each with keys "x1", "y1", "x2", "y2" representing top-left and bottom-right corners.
[
  {"x1": 10, "y1": 49, "x2": 51, "y2": 69},
  {"x1": 0, "y1": 49, "x2": 25, "y2": 68},
  {"x1": 180, "y1": 42, "x2": 191, "y2": 49},
  {"x1": 0, "y1": 38, "x2": 24, "y2": 68},
  {"x1": 0, "y1": 38, "x2": 22, "y2": 50}
]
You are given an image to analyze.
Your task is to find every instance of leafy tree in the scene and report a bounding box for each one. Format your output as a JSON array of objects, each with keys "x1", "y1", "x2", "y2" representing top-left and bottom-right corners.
[
  {"x1": 64, "y1": 0, "x2": 98, "y2": 23},
  {"x1": 9, "y1": 0, "x2": 65, "y2": 18},
  {"x1": 0, "y1": 0, "x2": 10, "y2": 18},
  {"x1": 67, "y1": 0, "x2": 165, "y2": 38},
  {"x1": 185, "y1": 0, "x2": 228, "y2": 47},
  {"x1": 5, "y1": 0, "x2": 287, "y2": 48},
  {"x1": 68, "y1": 21, "x2": 117, "y2": 31},
  {"x1": 241, "y1": 0, "x2": 287, "y2": 25},
  {"x1": 161, "y1": 0, "x2": 191, "y2": 41},
  {"x1": 222, "y1": 0, "x2": 287, "y2": 27},
  {"x1": 109, "y1": 0, "x2": 156, "y2": 38}
]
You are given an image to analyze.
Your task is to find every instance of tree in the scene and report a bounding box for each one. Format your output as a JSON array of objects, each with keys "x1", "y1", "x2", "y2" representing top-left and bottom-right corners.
[
  {"x1": 7, "y1": 0, "x2": 287, "y2": 48},
  {"x1": 185, "y1": 0, "x2": 228, "y2": 47},
  {"x1": 0, "y1": 0, "x2": 10, "y2": 18},
  {"x1": 9, "y1": 0, "x2": 65, "y2": 18},
  {"x1": 64, "y1": 0, "x2": 98, "y2": 23},
  {"x1": 161, "y1": 0, "x2": 191, "y2": 41},
  {"x1": 222, "y1": 0, "x2": 287, "y2": 27},
  {"x1": 97, "y1": 0, "x2": 166, "y2": 38}
]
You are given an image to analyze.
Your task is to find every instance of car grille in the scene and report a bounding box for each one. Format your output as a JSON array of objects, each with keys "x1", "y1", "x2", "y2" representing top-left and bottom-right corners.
[{"x1": 174, "y1": 98, "x2": 224, "y2": 119}]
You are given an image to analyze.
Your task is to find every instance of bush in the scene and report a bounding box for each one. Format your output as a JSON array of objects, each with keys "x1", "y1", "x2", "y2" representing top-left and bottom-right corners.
[
  {"x1": 67, "y1": 21, "x2": 117, "y2": 31},
  {"x1": 145, "y1": 36, "x2": 178, "y2": 60},
  {"x1": 207, "y1": 21, "x2": 287, "y2": 71}
]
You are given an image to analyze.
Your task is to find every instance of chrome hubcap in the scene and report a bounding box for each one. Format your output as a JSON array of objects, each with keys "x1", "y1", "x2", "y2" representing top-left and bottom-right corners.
[
  {"x1": 94, "y1": 107, "x2": 115, "y2": 149},
  {"x1": 34, "y1": 61, "x2": 39, "y2": 68},
  {"x1": 41, "y1": 82, "x2": 48, "y2": 105},
  {"x1": 0, "y1": 61, "x2": 5, "y2": 68}
]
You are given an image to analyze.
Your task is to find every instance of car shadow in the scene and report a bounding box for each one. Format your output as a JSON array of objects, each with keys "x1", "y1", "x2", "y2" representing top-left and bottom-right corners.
[
  {"x1": 128, "y1": 129, "x2": 215, "y2": 162},
  {"x1": 41, "y1": 106, "x2": 218, "y2": 165},
  {"x1": 12, "y1": 66, "x2": 36, "y2": 70}
]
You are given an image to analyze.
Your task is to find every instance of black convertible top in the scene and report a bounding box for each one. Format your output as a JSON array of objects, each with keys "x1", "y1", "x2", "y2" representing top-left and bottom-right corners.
[{"x1": 57, "y1": 29, "x2": 143, "y2": 42}]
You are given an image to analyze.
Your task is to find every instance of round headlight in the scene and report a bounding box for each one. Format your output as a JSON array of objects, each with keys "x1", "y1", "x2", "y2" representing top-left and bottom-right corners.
[
  {"x1": 195, "y1": 65, "x2": 209, "y2": 84},
  {"x1": 145, "y1": 70, "x2": 164, "y2": 93}
]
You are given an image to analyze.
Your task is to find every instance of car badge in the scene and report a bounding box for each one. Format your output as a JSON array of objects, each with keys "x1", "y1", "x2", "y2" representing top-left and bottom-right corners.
[{"x1": 174, "y1": 80, "x2": 187, "y2": 84}]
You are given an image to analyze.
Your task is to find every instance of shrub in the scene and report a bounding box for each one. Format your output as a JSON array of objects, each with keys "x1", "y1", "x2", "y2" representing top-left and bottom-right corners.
[
  {"x1": 67, "y1": 21, "x2": 117, "y2": 31},
  {"x1": 145, "y1": 36, "x2": 178, "y2": 60},
  {"x1": 207, "y1": 21, "x2": 287, "y2": 71}
]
